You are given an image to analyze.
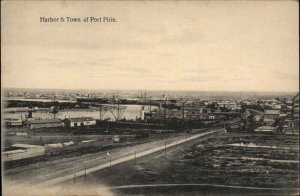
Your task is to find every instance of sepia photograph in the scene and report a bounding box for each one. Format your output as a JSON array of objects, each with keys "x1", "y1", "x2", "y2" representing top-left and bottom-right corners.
[{"x1": 1, "y1": 1, "x2": 299, "y2": 195}]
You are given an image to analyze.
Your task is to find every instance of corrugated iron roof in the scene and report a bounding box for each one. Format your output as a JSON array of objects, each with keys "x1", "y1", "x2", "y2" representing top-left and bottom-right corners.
[
  {"x1": 66, "y1": 117, "x2": 95, "y2": 122},
  {"x1": 264, "y1": 110, "x2": 280, "y2": 115},
  {"x1": 27, "y1": 119, "x2": 62, "y2": 124},
  {"x1": 12, "y1": 144, "x2": 44, "y2": 149}
]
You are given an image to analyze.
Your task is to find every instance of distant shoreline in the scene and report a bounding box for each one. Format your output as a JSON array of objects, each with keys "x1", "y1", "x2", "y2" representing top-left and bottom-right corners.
[{"x1": 2, "y1": 87, "x2": 298, "y2": 95}]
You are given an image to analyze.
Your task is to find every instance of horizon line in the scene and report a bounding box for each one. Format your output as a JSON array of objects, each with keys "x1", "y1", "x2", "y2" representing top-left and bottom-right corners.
[{"x1": 2, "y1": 87, "x2": 299, "y2": 94}]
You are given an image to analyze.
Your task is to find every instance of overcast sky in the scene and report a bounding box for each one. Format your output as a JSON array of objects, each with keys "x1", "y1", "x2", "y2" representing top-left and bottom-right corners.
[{"x1": 2, "y1": 1, "x2": 299, "y2": 92}]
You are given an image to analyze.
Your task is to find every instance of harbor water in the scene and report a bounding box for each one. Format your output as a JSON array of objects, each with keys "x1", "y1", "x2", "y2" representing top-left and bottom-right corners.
[{"x1": 4, "y1": 105, "x2": 158, "y2": 121}]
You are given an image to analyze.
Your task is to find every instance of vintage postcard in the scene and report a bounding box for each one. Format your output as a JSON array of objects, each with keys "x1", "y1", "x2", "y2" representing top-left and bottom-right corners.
[{"x1": 1, "y1": 1, "x2": 299, "y2": 195}]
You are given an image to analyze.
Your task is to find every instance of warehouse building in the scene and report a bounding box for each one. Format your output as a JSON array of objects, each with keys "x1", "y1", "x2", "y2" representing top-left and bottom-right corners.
[
  {"x1": 263, "y1": 110, "x2": 280, "y2": 125},
  {"x1": 146, "y1": 109, "x2": 187, "y2": 120},
  {"x1": 25, "y1": 119, "x2": 64, "y2": 129},
  {"x1": 4, "y1": 119, "x2": 23, "y2": 127}
]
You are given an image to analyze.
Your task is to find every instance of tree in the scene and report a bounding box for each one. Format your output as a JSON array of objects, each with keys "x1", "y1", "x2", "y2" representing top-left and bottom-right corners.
[{"x1": 51, "y1": 106, "x2": 59, "y2": 119}]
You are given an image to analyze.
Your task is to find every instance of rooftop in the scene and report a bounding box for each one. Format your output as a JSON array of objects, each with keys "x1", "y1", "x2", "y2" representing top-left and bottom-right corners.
[
  {"x1": 66, "y1": 117, "x2": 95, "y2": 122},
  {"x1": 26, "y1": 119, "x2": 62, "y2": 124},
  {"x1": 264, "y1": 110, "x2": 280, "y2": 115}
]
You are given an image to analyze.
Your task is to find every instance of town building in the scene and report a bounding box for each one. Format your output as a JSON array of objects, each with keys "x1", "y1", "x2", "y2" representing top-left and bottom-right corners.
[
  {"x1": 263, "y1": 110, "x2": 280, "y2": 125},
  {"x1": 185, "y1": 108, "x2": 214, "y2": 120},
  {"x1": 217, "y1": 100, "x2": 237, "y2": 110},
  {"x1": 186, "y1": 109, "x2": 202, "y2": 120},
  {"x1": 64, "y1": 117, "x2": 96, "y2": 128},
  {"x1": 145, "y1": 109, "x2": 187, "y2": 121},
  {"x1": 24, "y1": 119, "x2": 64, "y2": 129},
  {"x1": 5, "y1": 119, "x2": 23, "y2": 127}
]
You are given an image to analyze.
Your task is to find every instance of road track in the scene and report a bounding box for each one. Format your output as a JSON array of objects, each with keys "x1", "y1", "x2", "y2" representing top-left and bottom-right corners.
[
  {"x1": 107, "y1": 183, "x2": 299, "y2": 192},
  {"x1": 38, "y1": 129, "x2": 219, "y2": 187},
  {"x1": 4, "y1": 128, "x2": 221, "y2": 189}
]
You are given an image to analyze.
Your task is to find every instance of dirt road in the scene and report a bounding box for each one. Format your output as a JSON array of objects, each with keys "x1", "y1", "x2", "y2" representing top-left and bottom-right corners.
[{"x1": 4, "y1": 128, "x2": 221, "y2": 188}]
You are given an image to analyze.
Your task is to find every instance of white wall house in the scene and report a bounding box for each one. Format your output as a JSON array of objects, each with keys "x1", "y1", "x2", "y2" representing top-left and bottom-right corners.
[
  {"x1": 208, "y1": 115, "x2": 215, "y2": 119},
  {"x1": 217, "y1": 100, "x2": 237, "y2": 110},
  {"x1": 65, "y1": 117, "x2": 96, "y2": 128}
]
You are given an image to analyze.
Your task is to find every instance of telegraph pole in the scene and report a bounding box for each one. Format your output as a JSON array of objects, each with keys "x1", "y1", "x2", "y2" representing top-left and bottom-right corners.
[
  {"x1": 182, "y1": 102, "x2": 185, "y2": 122},
  {"x1": 291, "y1": 93, "x2": 299, "y2": 120},
  {"x1": 84, "y1": 166, "x2": 87, "y2": 184},
  {"x1": 164, "y1": 98, "x2": 167, "y2": 122},
  {"x1": 149, "y1": 97, "x2": 152, "y2": 114},
  {"x1": 117, "y1": 101, "x2": 120, "y2": 121},
  {"x1": 164, "y1": 141, "x2": 167, "y2": 158},
  {"x1": 182, "y1": 101, "x2": 185, "y2": 130},
  {"x1": 110, "y1": 156, "x2": 112, "y2": 168},
  {"x1": 99, "y1": 105, "x2": 102, "y2": 121},
  {"x1": 186, "y1": 131, "x2": 187, "y2": 142}
]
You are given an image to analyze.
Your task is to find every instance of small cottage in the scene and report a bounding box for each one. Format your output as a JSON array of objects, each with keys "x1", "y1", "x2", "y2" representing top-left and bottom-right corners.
[{"x1": 64, "y1": 117, "x2": 96, "y2": 128}]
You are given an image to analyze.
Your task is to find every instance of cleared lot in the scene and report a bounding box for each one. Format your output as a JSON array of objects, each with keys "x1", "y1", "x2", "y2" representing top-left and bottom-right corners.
[{"x1": 83, "y1": 131, "x2": 299, "y2": 195}]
